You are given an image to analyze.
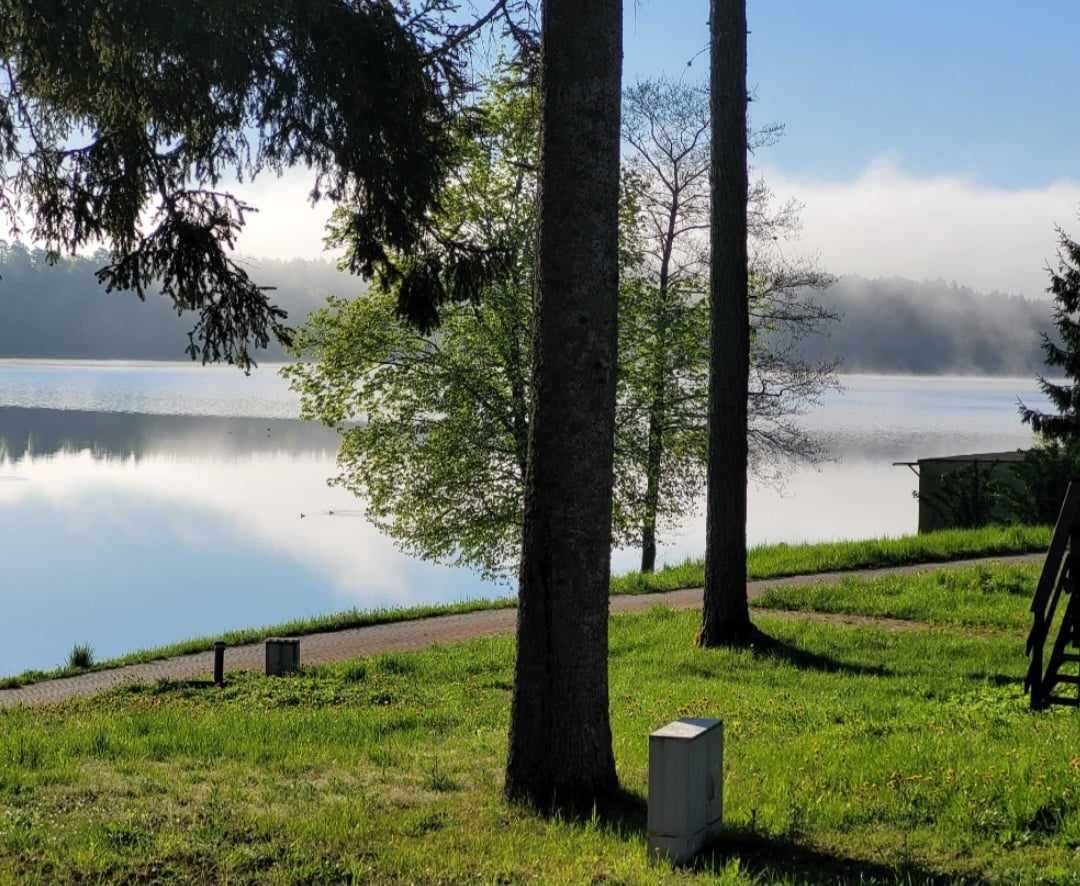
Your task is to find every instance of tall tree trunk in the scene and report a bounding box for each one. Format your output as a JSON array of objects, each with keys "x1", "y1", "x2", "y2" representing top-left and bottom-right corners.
[
  {"x1": 640, "y1": 407, "x2": 663, "y2": 572},
  {"x1": 640, "y1": 189, "x2": 678, "y2": 574},
  {"x1": 504, "y1": 0, "x2": 623, "y2": 810},
  {"x1": 699, "y1": 0, "x2": 752, "y2": 647}
]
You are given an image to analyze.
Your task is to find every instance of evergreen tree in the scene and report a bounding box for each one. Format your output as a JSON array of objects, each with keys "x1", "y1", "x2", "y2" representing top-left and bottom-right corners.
[
  {"x1": 1020, "y1": 226, "x2": 1080, "y2": 439},
  {"x1": 0, "y1": 0, "x2": 528, "y2": 366}
]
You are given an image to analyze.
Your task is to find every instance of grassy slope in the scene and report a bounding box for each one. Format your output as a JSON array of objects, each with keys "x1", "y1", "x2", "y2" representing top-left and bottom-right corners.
[
  {"x1": 0, "y1": 523, "x2": 1049, "y2": 691},
  {"x1": 611, "y1": 523, "x2": 1049, "y2": 595},
  {"x1": 755, "y1": 562, "x2": 1041, "y2": 632},
  {"x1": 2, "y1": 606, "x2": 1079, "y2": 883}
]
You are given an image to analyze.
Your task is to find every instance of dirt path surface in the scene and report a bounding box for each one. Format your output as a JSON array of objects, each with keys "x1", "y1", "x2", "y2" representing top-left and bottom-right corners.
[{"x1": 0, "y1": 552, "x2": 1042, "y2": 709}]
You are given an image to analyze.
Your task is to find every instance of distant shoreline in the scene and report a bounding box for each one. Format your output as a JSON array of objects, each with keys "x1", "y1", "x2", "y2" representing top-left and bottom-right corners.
[{"x1": 0, "y1": 357, "x2": 1058, "y2": 384}]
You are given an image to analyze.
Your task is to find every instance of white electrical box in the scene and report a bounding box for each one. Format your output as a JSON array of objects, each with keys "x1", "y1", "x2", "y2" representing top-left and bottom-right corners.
[{"x1": 647, "y1": 717, "x2": 724, "y2": 864}]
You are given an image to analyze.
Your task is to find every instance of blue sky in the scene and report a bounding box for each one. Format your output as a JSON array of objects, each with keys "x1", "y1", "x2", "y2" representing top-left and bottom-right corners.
[
  {"x1": 233, "y1": 2, "x2": 1080, "y2": 299},
  {"x1": 625, "y1": 1, "x2": 1077, "y2": 189}
]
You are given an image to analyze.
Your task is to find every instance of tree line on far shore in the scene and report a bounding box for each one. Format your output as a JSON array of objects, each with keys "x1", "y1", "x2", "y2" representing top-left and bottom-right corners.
[{"x1": 0, "y1": 241, "x2": 1060, "y2": 377}]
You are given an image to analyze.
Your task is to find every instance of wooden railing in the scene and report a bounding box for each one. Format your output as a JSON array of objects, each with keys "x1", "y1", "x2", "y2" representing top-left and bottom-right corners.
[{"x1": 1025, "y1": 480, "x2": 1080, "y2": 709}]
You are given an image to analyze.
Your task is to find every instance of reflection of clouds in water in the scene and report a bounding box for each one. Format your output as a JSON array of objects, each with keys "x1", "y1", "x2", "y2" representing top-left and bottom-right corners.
[
  {"x1": 612, "y1": 375, "x2": 1048, "y2": 571},
  {"x1": 0, "y1": 372, "x2": 1060, "y2": 672},
  {"x1": 613, "y1": 461, "x2": 924, "y2": 572},
  {"x1": 2, "y1": 449, "x2": 457, "y2": 603}
]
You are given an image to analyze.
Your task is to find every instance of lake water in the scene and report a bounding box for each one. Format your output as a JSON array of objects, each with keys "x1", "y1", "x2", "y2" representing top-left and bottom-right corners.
[{"x1": 0, "y1": 360, "x2": 1049, "y2": 676}]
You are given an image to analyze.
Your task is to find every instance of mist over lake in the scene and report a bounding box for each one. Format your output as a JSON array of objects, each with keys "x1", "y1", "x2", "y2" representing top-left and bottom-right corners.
[{"x1": 0, "y1": 361, "x2": 1048, "y2": 676}]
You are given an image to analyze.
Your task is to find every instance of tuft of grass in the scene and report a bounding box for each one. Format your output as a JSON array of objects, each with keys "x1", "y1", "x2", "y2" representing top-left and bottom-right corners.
[
  {"x1": 2, "y1": 601, "x2": 1080, "y2": 882},
  {"x1": 0, "y1": 524, "x2": 1049, "y2": 691},
  {"x1": 66, "y1": 643, "x2": 95, "y2": 670}
]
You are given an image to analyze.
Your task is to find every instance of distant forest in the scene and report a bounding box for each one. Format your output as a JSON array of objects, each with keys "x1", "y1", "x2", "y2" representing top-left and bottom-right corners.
[
  {"x1": 0, "y1": 241, "x2": 362, "y2": 362},
  {"x1": 0, "y1": 242, "x2": 1058, "y2": 375},
  {"x1": 796, "y1": 276, "x2": 1057, "y2": 376}
]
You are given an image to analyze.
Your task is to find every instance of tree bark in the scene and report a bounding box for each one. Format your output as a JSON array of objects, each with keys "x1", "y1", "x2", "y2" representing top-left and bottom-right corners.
[
  {"x1": 640, "y1": 177, "x2": 679, "y2": 574},
  {"x1": 504, "y1": 0, "x2": 623, "y2": 810},
  {"x1": 640, "y1": 407, "x2": 662, "y2": 573},
  {"x1": 699, "y1": 0, "x2": 753, "y2": 646}
]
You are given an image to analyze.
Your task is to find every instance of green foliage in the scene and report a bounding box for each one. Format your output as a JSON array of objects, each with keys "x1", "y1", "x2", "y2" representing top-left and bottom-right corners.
[
  {"x1": 1003, "y1": 439, "x2": 1080, "y2": 524},
  {"x1": 289, "y1": 73, "x2": 838, "y2": 577},
  {"x1": 286, "y1": 69, "x2": 536, "y2": 578},
  {"x1": 1021, "y1": 225, "x2": 1080, "y2": 438},
  {"x1": 915, "y1": 461, "x2": 1019, "y2": 529},
  {"x1": 3, "y1": 606, "x2": 1080, "y2": 882}
]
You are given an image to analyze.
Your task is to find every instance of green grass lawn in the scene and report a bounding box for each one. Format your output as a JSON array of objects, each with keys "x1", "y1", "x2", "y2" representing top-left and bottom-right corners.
[
  {"x1": 3, "y1": 597, "x2": 1080, "y2": 883},
  {"x1": 0, "y1": 524, "x2": 1049, "y2": 691},
  {"x1": 612, "y1": 523, "x2": 1050, "y2": 595},
  {"x1": 755, "y1": 562, "x2": 1041, "y2": 632}
]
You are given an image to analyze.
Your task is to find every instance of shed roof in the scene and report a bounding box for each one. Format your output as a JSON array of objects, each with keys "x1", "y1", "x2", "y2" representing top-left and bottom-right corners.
[{"x1": 892, "y1": 450, "x2": 1026, "y2": 468}]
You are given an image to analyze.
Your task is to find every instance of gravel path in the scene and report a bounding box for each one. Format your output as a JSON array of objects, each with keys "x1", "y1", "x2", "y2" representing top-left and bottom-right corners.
[{"x1": 0, "y1": 552, "x2": 1042, "y2": 709}]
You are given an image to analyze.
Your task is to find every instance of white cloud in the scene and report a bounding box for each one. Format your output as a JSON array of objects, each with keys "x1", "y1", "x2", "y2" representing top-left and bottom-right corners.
[
  {"x1": 762, "y1": 159, "x2": 1080, "y2": 300},
  {"x1": 227, "y1": 166, "x2": 342, "y2": 262},
  {"x1": 132, "y1": 156, "x2": 1080, "y2": 305}
]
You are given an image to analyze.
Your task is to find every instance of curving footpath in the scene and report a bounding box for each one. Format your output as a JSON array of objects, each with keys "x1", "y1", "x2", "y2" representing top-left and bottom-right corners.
[{"x1": 0, "y1": 552, "x2": 1043, "y2": 709}]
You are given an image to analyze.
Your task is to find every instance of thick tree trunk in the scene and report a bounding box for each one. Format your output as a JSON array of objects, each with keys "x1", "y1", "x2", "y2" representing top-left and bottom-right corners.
[
  {"x1": 699, "y1": 0, "x2": 753, "y2": 647},
  {"x1": 504, "y1": 0, "x2": 623, "y2": 810}
]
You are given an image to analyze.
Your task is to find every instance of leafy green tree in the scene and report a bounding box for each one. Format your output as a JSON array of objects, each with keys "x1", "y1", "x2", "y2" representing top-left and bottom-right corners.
[
  {"x1": 290, "y1": 71, "x2": 836, "y2": 583},
  {"x1": 0, "y1": 0, "x2": 527, "y2": 365},
  {"x1": 285, "y1": 74, "x2": 536, "y2": 580},
  {"x1": 618, "y1": 77, "x2": 835, "y2": 573},
  {"x1": 1020, "y1": 225, "x2": 1080, "y2": 439}
]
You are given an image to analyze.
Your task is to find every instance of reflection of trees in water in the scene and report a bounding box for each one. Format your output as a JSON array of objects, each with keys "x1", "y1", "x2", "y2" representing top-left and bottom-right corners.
[{"x1": 0, "y1": 407, "x2": 338, "y2": 463}]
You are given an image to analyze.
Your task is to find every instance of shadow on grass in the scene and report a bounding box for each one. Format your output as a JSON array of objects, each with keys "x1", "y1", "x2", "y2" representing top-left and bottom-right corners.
[
  {"x1": 691, "y1": 828, "x2": 986, "y2": 885},
  {"x1": 752, "y1": 634, "x2": 892, "y2": 677},
  {"x1": 967, "y1": 672, "x2": 1024, "y2": 687},
  {"x1": 683, "y1": 630, "x2": 891, "y2": 679},
  {"x1": 132, "y1": 678, "x2": 221, "y2": 696},
  {"x1": 587, "y1": 798, "x2": 975, "y2": 884}
]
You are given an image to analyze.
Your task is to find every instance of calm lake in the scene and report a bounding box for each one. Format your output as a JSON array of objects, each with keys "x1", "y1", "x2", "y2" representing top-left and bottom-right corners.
[{"x1": 0, "y1": 360, "x2": 1050, "y2": 676}]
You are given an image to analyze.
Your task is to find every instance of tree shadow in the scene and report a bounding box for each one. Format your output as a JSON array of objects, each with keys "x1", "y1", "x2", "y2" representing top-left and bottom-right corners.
[
  {"x1": 751, "y1": 633, "x2": 893, "y2": 677},
  {"x1": 690, "y1": 827, "x2": 986, "y2": 885},
  {"x1": 586, "y1": 797, "x2": 976, "y2": 884},
  {"x1": 139, "y1": 678, "x2": 220, "y2": 695},
  {"x1": 964, "y1": 671, "x2": 1023, "y2": 687},
  {"x1": 682, "y1": 630, "x2": 891, "y2": 678}
]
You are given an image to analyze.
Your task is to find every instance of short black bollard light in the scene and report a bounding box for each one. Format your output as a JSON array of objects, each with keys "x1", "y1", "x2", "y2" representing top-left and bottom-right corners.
[{"x1": 213, "y1": 642, "x2": 226, "y2": 687}]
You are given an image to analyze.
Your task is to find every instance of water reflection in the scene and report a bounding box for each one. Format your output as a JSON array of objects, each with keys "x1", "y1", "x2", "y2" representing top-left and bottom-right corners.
[
  {"x1": 0, "y1": 406, "x2": 338, "y2": 461},
  {"x1": 0, "y1": 373, "x2": 1052, "y2": 677},
  {"x1": 1, "y1": 408, "x2": 503, "y2": 675}
]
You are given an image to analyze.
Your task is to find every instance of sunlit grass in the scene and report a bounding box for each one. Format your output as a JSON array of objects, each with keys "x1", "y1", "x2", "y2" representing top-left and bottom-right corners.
[
  {"x1": 1, "y1": 607, "x2": 1077, "y2": 883},
  {"x1": 611, "y1": 523, "x2": 1050, "y2": 595},
  {"x1": 755, "y1": 562, "x2": 1040, "y2": 632}
]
